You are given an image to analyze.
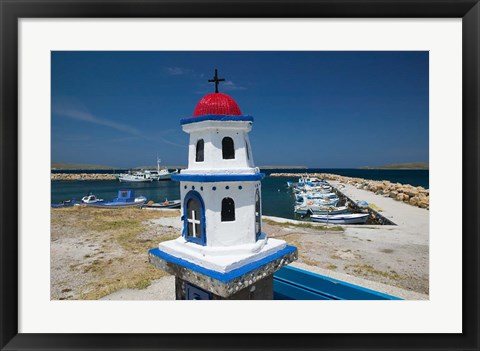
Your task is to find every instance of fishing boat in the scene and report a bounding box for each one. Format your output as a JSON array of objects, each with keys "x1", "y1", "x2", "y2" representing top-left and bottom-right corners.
[
  {"x1": 310, "y1": 213, "x2": 369, "y2": 224},
  {"x1": 295, "y1": 204, "x2": 348, "y2": 216},
  {"x1": 116, "y1": 157, "x2": 178, "y2": 182},
  {"x1": 81, "y1": 194, "x2": 104, "y2": 204},
  {"x1": 295, "y1": 196, "x2": 338, "y2": 208},
  {"x1": 146, "y1": 168, "x2": 179, "y2": 181},
  {"x1": 287, "y1": 175, "x2": 328, "y2": 189},
  {"x1": 83, "y1": 190, "x2": 147, "y2": 208},
  {"x1": 51, "y1": 198, "x2": 77, "y2": 208},
  {"x1": 117, "y1": 171, "x2": 153, "y2": 183},
  {"x1": 142, "y1": 199, "x2": 181, "y2": 210}
]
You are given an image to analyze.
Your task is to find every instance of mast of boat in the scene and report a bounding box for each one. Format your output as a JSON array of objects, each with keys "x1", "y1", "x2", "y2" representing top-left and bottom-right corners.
[{"x1": 157, "y1": 156, "x2": 161, "y2": 173}]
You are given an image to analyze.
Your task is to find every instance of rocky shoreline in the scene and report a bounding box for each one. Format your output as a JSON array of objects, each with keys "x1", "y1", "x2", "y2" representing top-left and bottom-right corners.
[
  {"x1": 270, "y1": 173, "x2": 429, "y2": 210},
  {"x1": 51, "y1": 173, "x2": 117, "y2": 181}
]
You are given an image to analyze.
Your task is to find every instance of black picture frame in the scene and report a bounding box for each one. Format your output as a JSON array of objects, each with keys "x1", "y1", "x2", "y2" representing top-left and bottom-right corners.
[{"x1": 1, "y1": 1, "x2": 478, "y2": 350}]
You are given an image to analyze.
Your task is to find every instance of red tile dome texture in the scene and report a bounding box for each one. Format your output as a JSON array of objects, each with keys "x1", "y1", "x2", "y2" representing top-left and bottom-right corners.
[{"x1": 193, "y1": 93, "x2": 242, "y2": 117}]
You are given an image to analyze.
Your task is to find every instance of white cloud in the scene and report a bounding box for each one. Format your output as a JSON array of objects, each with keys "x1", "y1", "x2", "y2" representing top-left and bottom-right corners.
[
  {"x1": 53, "y1": 105, "x2": 186, "y2": 148},
  {"x1": 53, "y1": 106, "x2": 144, "y2": 137},
  {"x1": 166, "y1": 67, "x2": 188, "y2": 75},
  {"x1": 222, "y1": 80, "x2": 247, "y2": 91}
]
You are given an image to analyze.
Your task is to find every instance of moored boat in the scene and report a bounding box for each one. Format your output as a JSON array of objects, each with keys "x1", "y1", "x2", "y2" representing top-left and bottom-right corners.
[
  {"x1": 51, "y1": 198, "x2": 77, "y2": 208},
  {"x1": 142, "y1": 199, "x2": 181, "y2": 209},
  {"x1": 81, "y1": 194, "x2": 104, "y2": 204},
  {"x1": 117, "y1": 172, "x2": 153, "y2": 182},
  {"x1": 295, "y1": 205, "x2": 349, "y2": 216},
  {"x1": 116, "y1": 157, "x2": 179, "y2": 182},
  {"x1": 83, "y1": 190, "x2": 147, "y2": 208},
  {"x1": 310, "y1": 213, "x2": 369, "y2": 224}
]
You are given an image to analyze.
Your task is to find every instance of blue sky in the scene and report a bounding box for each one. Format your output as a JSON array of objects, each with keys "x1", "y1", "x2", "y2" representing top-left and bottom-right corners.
[{"x1": 51, "y1": 51, "x2": 428, "y2": 168}]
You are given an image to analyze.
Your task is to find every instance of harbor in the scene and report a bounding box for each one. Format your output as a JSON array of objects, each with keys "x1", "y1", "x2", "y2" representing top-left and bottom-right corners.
[
  {"x1": 48, "y1": 59, "x2": 430, "y2": 302},
  {"x1": 51, "y1": 173, "x2": 429, "y2": 300}
]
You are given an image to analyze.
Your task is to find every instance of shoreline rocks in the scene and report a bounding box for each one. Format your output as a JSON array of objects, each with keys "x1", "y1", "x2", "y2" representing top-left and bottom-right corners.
[
  {"x1": 270, "y1": 173, "x2": 429, "y2": 210},
  {"x1": 51, "y1": 173, "x2": 117, "y2": 181}
]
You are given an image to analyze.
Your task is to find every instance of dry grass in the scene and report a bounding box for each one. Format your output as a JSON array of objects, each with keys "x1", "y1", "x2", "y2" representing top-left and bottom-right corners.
[
  {"x1": 51, "y1": 207, "x2": 181, "y2": 300},
  {"x1": 345, "y1": 264, "x2": 402, "y2": 281}
]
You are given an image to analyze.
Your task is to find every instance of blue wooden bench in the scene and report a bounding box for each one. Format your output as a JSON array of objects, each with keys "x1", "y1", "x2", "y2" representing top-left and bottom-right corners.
[{"x1": 273, "y1": 266, "x2": 402, "y2": 300}]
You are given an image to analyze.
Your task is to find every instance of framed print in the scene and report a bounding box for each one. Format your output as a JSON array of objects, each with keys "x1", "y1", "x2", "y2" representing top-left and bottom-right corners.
[{"x1": 1, "y1": 0, "x2": 479, "y2": 350}]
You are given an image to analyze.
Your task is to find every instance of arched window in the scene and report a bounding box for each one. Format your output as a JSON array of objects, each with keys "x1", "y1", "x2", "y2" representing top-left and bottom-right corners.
[
  {"x1": 183, "y1": 191, "x2": 206, "y2": 245},
  {"x1": 255, "y1": 189, "x2": 261, "y2": 239},
  {"x1": 195, "y1": 139, "x2": 204, "y2": 162},
  {"x1": 222, "y1": 137, "x2": 235, "y2": 159},
  {"x1": 221, "y1": 197, "x2": 235, "y2": 221}
]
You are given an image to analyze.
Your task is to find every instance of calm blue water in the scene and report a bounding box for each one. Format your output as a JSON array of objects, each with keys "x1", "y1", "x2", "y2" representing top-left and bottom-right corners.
[{"x1": 51, "y1": 168, "x2": 428, "y2": 220}]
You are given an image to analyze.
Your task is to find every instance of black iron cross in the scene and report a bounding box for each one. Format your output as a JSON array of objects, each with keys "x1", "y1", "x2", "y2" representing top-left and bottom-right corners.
[{"x1": 208, "y1": 69, "x2": 225, "y2": 93}]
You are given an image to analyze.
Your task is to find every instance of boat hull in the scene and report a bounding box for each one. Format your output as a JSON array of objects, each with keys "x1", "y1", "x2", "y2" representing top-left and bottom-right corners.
[
  {"x1": 310, "y1": 213, "x2": 369, "y2": 224},
  {"x1": 83, "y1": 197, "x2": 147, "y2": 208},
  {"x1": 118, "y1": 177, "x2": 153, "y2": 183},
  {"x1": 142, "y1": 200, "x2": 181, "y2": 209},
  {"x1": 295, "y1": 206, "x2": 349, "y2": 216}
]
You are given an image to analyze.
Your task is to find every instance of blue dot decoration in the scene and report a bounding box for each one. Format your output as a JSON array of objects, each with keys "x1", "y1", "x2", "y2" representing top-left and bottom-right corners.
[
  {"x1": 184, "y1": 185, "x2": 187, "y2": 189},
  {"x1": 200, "y1": 186, "x2": 203, "y2": 191},
  {"x1": 192, "y1": 186, "x2": 195, "y2": 190},
  {"x1": 226, "y1": 186, "x2": 230, "y2": 190},
  {"x1": 213, "y1": 186, "x2": 216, "y2": 191},
  {"x1": 238, "y1": 186, "x2": 243, "y2": 190}
]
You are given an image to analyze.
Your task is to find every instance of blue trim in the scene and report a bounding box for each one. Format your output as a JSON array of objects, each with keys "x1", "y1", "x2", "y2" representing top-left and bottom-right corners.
[
  {"x1": 149, "y1": 245, "x2": 297, "y2": 283},
  {"x1": 172, "y1": 173, "x2": 265, "y2": 182},
  {"x1": 273, "y1": 266, "x2": 402, "y2": 300},
  {"x1": 183, "y1": 191, "x2": 206, "y2": 246},
  {"x1": 181, "y1": 114, "x2": 253, "y2": 125}
]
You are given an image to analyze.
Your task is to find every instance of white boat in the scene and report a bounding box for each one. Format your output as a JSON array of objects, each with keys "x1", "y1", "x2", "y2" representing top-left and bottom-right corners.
[
  {"x1": 142, "y1": 199, "x2": 181, "y2": 209},
  {"x1": 310, "y1": 213, "x2": 369, "y2": 224},
  {"x1": 295, "y1": 195, "x2": 338, "y2": 207},
  {"x1": 81, "y1": 194, "x2": 104, "y2": 204},
  {"x1": 117, "y1": 172, "x2": 153, "y2": 182},
  {"x1": 84, "y1": 190, "x2": 147, "y2": 208},
  {"x1": 288, "y1": 175, "x2": 329, "y2": 189},
  {"x1": 295, "y1": 205, "x2": 348, "y2": 216},
  {"x1": 117, "y1": 157, "x2": 178, "y2": 182}
]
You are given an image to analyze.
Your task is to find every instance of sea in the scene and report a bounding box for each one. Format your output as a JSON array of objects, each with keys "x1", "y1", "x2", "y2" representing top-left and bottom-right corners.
[{"x1": 51, "y1": 168, "x2": 429, "y2": 220}]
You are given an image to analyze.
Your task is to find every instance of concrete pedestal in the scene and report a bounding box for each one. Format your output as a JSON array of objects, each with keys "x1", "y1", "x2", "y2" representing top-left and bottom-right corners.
[{"x1": 148, "y1": 245, "x2": 297, "y2": 300}]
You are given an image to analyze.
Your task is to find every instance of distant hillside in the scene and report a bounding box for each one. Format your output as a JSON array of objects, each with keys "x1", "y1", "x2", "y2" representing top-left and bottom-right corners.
[
  {"x1": 361, "y1": 162, "x2": 429, "y2": 170},
  {"x1": 52, "y1": 162, "x2": 116, "y2": 170}
]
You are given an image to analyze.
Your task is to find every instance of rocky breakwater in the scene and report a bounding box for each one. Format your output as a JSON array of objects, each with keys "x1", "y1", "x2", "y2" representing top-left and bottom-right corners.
[
  {"x1": 271, "y1": 173, "x2": 429, "y2": 210},
  {"x1": 51, "y1": 173, "x2": 117, "y2": 181}
]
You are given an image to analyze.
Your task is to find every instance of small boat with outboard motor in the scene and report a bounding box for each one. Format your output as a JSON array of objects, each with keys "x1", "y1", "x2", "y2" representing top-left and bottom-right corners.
[
  {"x1": 51, "y1": 198, "x2": 78, "y2": 208},
  {"x1": 142, "y1": 199, "x2": 181, "y2": 210},
  {"x1": 82, "y1": 190, "x2": 147, "y2": 208},
  {"x1": 310, "y1": 213, "x2": 369, "y2": 224}
]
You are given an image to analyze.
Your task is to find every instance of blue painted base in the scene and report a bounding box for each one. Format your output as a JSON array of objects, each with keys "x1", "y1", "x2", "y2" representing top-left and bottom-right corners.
[{"x1": 148, "y1": 245, "x2": 297, "y2": 283}]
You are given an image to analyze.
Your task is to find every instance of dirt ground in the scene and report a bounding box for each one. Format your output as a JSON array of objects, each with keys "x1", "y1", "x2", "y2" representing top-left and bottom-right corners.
[
  {"x1": 51, "y1": 207, "x2": 428, "y2": 300},
  {"x1": 262, "y1": 220, "x2": 428, "y2": 295},
  {"x1": 50, "y1": 206, "x2": 179, "y2": 300}
]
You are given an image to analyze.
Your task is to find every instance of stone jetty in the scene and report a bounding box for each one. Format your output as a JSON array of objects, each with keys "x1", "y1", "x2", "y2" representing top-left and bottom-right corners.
[
  {"x1": 270, "y1": 173, "x2": 429, "y2": 210},
  {"x1": 51, "y1": 173, "x2": 117, "y2": 181}
]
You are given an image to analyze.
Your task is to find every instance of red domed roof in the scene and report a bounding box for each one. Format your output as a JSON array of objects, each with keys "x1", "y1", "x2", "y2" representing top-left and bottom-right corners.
[{"x1": 193, "y1": 93, "x2": 242, "y2": 117}]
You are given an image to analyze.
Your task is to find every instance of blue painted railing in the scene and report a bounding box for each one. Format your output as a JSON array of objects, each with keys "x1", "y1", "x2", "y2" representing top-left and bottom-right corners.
[{"x1": 273, "y1": 266, "x2": 401, "y2": 300}]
